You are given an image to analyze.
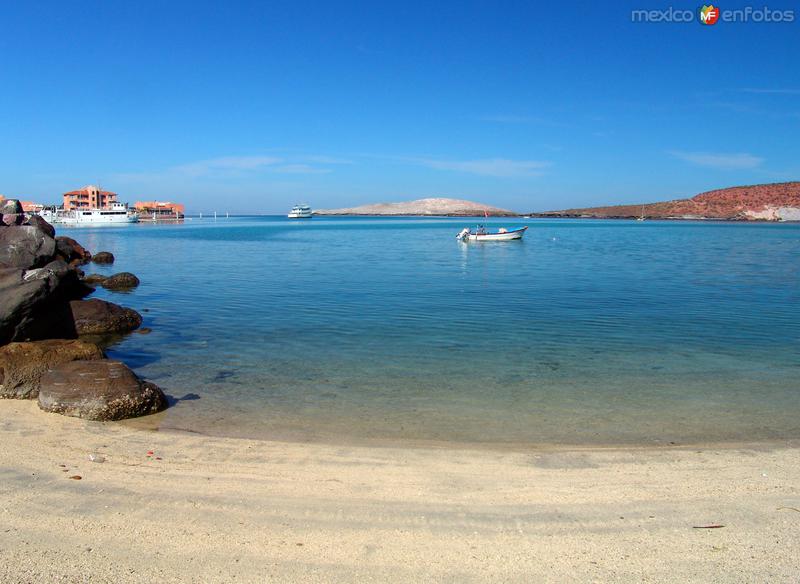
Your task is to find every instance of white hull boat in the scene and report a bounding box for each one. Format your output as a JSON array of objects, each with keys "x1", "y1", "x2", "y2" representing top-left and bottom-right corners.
[
  {"x1": 57, "y1": 202, "x2": 139, "y2": 225},
  {"x1": 288, "y1": 204, "x2": 313, "y2": 219},
  {"x1": 457, "y1": 226, "x2": 528, "y2": 241}
]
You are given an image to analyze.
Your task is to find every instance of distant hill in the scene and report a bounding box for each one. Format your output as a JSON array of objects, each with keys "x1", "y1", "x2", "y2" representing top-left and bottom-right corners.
[
  {"x1": 534, "y1": 182, "x2": 800, "y2": 221},
  {"x1": 315, "y1": 197, "x2": 518, "y2": 216}
]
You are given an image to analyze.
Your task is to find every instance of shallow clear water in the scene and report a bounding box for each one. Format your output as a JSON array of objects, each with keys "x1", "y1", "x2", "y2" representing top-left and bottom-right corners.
[{"x1": 61, "y1": 217, "x2": 800, "y2": 447}]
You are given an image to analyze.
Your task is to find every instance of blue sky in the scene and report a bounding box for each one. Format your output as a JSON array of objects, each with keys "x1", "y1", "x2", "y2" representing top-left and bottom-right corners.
[{"x1": 0, "y1": 1, "x2": 798, "y2": 213}]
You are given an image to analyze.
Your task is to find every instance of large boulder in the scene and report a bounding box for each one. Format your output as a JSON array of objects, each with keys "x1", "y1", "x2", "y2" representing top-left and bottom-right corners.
[
  {"x1": 101, "y1": 272, "x2": 140, "y2": 290},
  {"x1": 24, "y1": 215, "x2": 56, "y2": 238},
  {"x1": 0, "y1": 339, "x2": 103, "y2": 399},
  {"x1": 0, "y1": 260, "x2": 91, "y2": 344},
  {"x1": 0, "y1": 199, "x2": 24, "y2": 226},
  {"x1": 92, "y1": 251, "x2": 115, "y2": 264},
  {"x1": 38, "y1": 360, "x2": 167, "y2": 421},
  {"x1": 69, "y1": 299, "x2": 142, "y2": 335},
  {"x1": 0, "y1": 268, "x2": 53, "y2": 344},
  {"x1": 55, "y1": 236, "x2": 91, "y2": 265},
  {"x1": 0, "y1": 225, "x2": 57, "y2": 269}
]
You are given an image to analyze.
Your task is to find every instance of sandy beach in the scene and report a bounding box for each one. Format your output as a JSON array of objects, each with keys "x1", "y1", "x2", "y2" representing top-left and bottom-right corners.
[{"x1": 0, "y1": 401, "x2": 798, "y2": 583}]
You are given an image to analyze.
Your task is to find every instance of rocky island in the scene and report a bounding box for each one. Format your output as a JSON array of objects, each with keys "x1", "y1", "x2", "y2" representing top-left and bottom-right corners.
[
  {"x1": 534, "y1": 181, "x2": 800, "y2": 221},
  {"x1": 315, "y1": 197, "x2": 518, "y2": 216}
]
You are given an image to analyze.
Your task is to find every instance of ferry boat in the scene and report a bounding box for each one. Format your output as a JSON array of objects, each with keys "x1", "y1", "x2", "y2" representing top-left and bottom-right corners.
[
  {"x1": 456, "y1": 225, "x2": 528, "y2": 242},
  {"x1": 56, "y1": 202, "x2": 139, "y2": 225},
  {"x1": 287, "y1": 204, "x2": 313, "y2": 219}
]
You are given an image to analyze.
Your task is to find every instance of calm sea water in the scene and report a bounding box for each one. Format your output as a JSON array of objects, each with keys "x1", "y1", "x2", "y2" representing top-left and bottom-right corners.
[{"x1": 60, "y1": 217, "x2": 800, "y2": 447}]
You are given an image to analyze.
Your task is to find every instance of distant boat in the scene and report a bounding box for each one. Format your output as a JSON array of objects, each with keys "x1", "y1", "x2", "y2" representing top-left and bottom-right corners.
[
  {"x1": 457, "y1": 225, "x2": 528, "y2": 242},
  {"x1": 636, "y1": 206, "x2": 646, "y2": 221},
  {"x1": 288, "y1": 204, "x2": 313, "y2": 219}
]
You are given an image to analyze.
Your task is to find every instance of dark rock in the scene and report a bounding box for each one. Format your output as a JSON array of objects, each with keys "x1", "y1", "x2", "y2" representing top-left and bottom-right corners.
[
  {"x1": 0, "y1": 268, "x2": 52, "y2": 344},
  {"x1": 101, "y1": 272, "x2": 140, "y2": 290},
  {"x1": 0, "y1": 225, "x2": 57, "y2": 269},
  {"x1": 135, "y1": 327, "x2": 152, "y2": 335},
  {"x1": 0, "y1": 199, "x2": 23, "y2": 215},
  {"x1": 82, "y1": 274, "x2": 108, "y2": 285},
  {"x1": 0, "y1": 199, "x2": 24, "y2": 226},
  {"x1": 92, "y1": 251, "x2": 115, "y2": 264},
  {"x1": 0, "y1": 260, "x2": 90, "y2": 344},
  {"x1": 55, "y1": 236, "x2": 91, "y2": 265},
  {"x1": 69, "y1": 299, "x2": 142, "y2": 335},
  {"x1": 0, "y1": 340, "x2": 104, "y2": 399},
  {"x1": 24, "y1": 215, "x2": 56, "y2": 238},
  {"x1": 1, "y1": 214, "x2": 24, "y2": 227},
  {"x1": 33, "y1": 260, "x2": 94, "y2": 303},
  {"x1": 38, "y1": 360, "x2": 167, "y2": 421}
]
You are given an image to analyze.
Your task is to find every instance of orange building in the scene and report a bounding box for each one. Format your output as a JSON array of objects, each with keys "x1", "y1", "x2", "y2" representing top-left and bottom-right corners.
[
  {"x1": 21, "y1": 200, "x2": 44, "y2": 212},
  {"x1": 63, "y1": 185, "x2": 118, "y2": 211},
  {"x1": 134, "y1": 201, "x2": 185, "y2": 220}
]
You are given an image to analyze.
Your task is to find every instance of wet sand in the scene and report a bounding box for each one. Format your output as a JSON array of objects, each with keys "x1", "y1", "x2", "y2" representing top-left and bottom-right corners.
[{"x1": 1, "y1": 400, "x2": 799, "y2": 583}]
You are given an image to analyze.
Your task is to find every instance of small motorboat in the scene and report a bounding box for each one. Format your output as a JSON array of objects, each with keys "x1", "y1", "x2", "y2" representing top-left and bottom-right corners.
[{"x1": 456, "y1": 225, "x2": 528, "y2": 242}]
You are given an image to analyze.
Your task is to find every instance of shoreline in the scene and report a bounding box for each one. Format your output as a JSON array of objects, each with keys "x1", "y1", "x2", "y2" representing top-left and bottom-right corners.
[
  {"x1": 3, "y1": 400, "x2": 800, "y2": 582},
  {"x1": 120, "y1": 408, "x2": 800, "y2": 455}
]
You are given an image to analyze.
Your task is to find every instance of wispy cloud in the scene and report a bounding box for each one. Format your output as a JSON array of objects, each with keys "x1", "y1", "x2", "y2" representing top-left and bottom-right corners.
[
  {"x1": 115, "y1": 154, "x2": 341, "y2": 183},
  {"x1": 417, "y1": 157, "x2": 551, "y2": 177},
  {"x1": 668, "y1": 150, "x2": 764, "y2": 170},
  {"x1": 271, "y1": 163, "x2": 331, "y2": 175},
  {"x1": 739, "y1": 88, "x2": 800, "y2": 95},
  {"x1": 175, "y1": 156, "x2": 283, "y2": 177},
  {"x1": 300, "y1": 155, "x2": 353, "y2": 165}
]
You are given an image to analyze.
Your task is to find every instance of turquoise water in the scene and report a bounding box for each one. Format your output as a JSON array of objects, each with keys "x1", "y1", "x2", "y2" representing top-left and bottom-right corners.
[{"x1": 61, "y1": 217, "x2": 800, "y2": 447}]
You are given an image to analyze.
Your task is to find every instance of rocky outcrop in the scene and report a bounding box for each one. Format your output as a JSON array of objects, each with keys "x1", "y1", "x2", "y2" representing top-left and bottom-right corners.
[
  {"x1": 0, "y1": 268, "x2": 55, "y2": 344},
  {"x1": 535, "y1": 181, "x2": 800, "y2": 221},
  {"x1": 743, "y1": 206, "x2": 800, "y2": 222},
  {"x1": 0, "y1": 225, "x2": 57, "y2": 269},
  {"x1": 0, "y1": 199, "x2": 23, "y2": 214},
  {"x1": 92, "y1": 251, "x2": 115, "y2": 264},
  {"x1": 0, "y1": 217, "x2": 164, "y2": 421},
  {"x1": 0, "y1": 199, "x2": 24, "y2": 226},
  {"x1": 38, "y1": 360, "x2": 167, "y2": 420},
  {"x1": 69, "y1": 299, "x2": 142, "y2": 335},
  {"x1": 24, "y1": 215, "x2": 56, "y2": 238},
  {"x1": 316, "y1": 198, "x2": 518, "y2": 216},
  {"x1": 100, "y1": 272, "x2": 140, "y2": 290},
  {"x1": 0, "y1": 259, "x2": 91, "y2": 344},
  {"x1": 55, "y1": 236, "x2": 91, "y2": 265},
  {"x1": 0, "y1": 221, "x2": 138, "y2": 343},
  {"x1": 0, "y1": 339, "x2": 104, "y2": 399}
]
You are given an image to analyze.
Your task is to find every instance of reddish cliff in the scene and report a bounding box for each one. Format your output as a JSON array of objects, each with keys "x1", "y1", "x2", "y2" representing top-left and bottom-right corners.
[{"x1": 537, "y1": 182, "x2": 800, "y2": 221}]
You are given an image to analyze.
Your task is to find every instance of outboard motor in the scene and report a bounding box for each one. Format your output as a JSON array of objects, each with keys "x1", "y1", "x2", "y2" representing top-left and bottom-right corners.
[{"x1": 456, "y1": 228, "x2": 470, "y2": 241}]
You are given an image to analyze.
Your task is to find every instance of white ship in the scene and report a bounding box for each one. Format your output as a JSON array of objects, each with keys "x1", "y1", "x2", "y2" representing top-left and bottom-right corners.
[
  {"x1": 42, "y1": 202, "x2": 139, "y2": 225},
  {"x1": 287, "y1": 204, "x2": 313, "y2": 219}
]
